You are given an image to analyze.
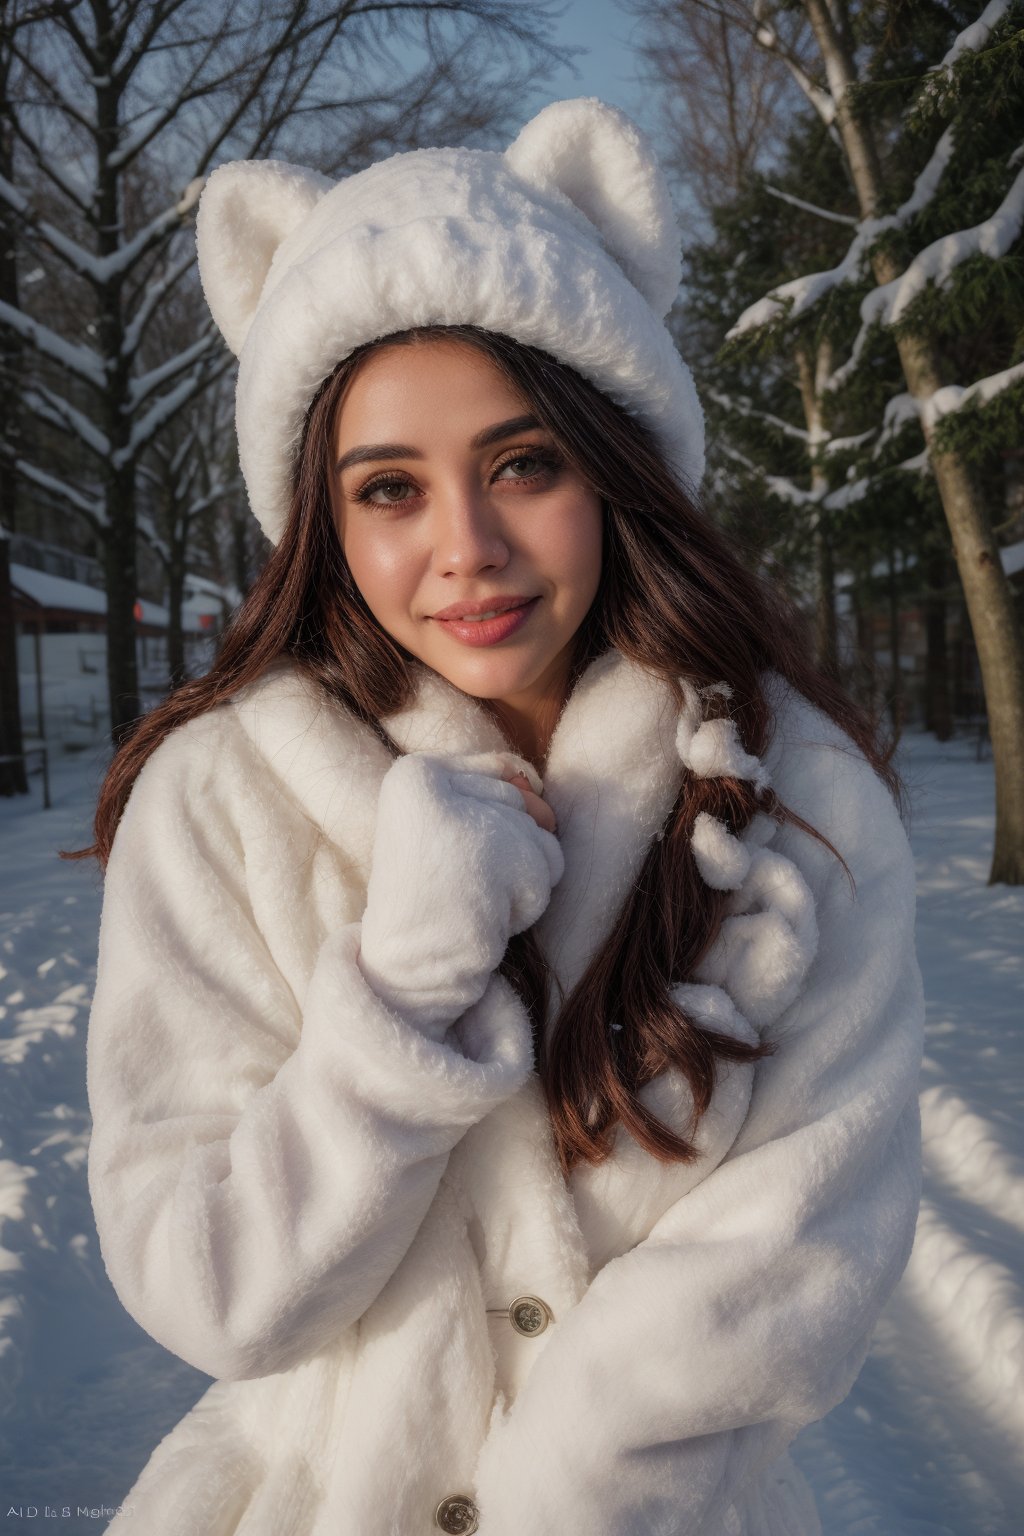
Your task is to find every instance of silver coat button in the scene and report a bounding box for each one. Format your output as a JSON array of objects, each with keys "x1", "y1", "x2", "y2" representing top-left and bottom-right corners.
[
  {"x1": 435, "y1": 1494, "x2": 479, "y2": 1533},
  {"x1": 509, "y1": 1294, "x2": 551, "y2": 1336}
]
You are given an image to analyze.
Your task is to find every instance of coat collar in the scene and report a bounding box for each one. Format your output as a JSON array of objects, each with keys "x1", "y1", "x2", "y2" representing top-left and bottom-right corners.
[
  {"x1": 380, "y1": 645, "x2": 685, "y2": 1004},
  {"x1": 234, "y1": 645, "x2": 686, "y2": 1009}
]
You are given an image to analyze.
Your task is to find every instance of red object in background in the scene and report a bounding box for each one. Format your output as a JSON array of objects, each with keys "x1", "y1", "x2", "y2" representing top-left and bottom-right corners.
[
  {"x1": 133, "y1": 599, "x2": 143, "y2": 621},
  {"x1": 199, "y1": 613, "x2": 215, "y2": 630}
]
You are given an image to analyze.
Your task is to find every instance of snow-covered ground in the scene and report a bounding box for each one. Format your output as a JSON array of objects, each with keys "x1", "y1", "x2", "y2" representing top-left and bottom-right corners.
[{"x1": 0, "y1": 725, "x2": 1021, "y2": 1534}]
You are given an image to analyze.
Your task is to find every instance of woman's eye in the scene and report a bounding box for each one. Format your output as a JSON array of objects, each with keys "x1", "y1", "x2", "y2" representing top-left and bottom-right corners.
[
  {"x1": 358, "y1": 477, "x2": 415, "y2": 504},
  {"x1": 495, "y1": 451, "x2": 557, "y2": 480},
  {"x1": 353, "y1": 449, "x2": 559, "y2": 506}
]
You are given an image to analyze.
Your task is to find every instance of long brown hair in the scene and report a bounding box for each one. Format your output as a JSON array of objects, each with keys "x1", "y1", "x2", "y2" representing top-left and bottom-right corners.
[{"x1": 64, "y1": 324, "x2": 902, "y2": 1177}]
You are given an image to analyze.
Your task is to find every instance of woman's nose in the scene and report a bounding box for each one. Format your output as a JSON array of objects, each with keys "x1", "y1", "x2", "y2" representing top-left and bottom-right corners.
[{"x1": 432, "y1": 486, "x2": 510, "y2": 577}]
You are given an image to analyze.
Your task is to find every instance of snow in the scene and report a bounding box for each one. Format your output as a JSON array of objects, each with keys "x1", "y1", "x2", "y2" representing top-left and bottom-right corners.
[
  {"x1": 176, "y1": 178, "x2": 204, "y2": 217},
  {"x1": 121, "y1": 249, "x2": 199, "y2": 360},
  {"x1": 126, "y1": 334, "x2": 220, "y2": 411},
  {"x1": 10, "y1": 563, "x2": 220, "y2": 634},
  {"x1": 0, "y1": 727, "x2": 1022, "y2": 1532},
  {"x1": 0, "y1": 168, "x2": 197, "y2": 288},
  {"x1": 763, "y1": 185, "x2": 858, "y2": 227},
  {"x1": 865, "y1": 164, "x2": 1024, "y2": 329},
  {"x1": 938, "y1": 0, "x2": 1012, "y2": 70},
  {"x1": 753, "y1": 11, "x2": 837, "y2": 127},
  {"x1": 12, "y1": 462, "x2": 106, "y2": 528},
  {"x1": 924, "y1": 361, "x2": 1024, "y2": 430},
  {"x1": 725, "y1": 126, "x2": 957, "y2": 343},
  {"x1": 10, "y1": 565, "x2": 107, "y2": 617},
  {"x1": 706, "y1": 389, "x2": 810, "y2": 442},
  {"x1": 727, "y1": 118, "x2": 1019, "y2": 362},
  {"x1": 112, "y1": 352, "x2": 226, "y2": 471},
  {"x1": 895, "y1": 126, "x2": 958, "y2": 225},
  {"x1": 0, "y1": 298, "x2": 105, "y2": 392},
  {"x1": 22, "y1": 384, "x2": 112, "y2": 462},
  {"x1": 827, "y1": 152, "x2": 1024, "y2": 393},
  {"x1": 883, "y1": 392, "x2": 922, "y2": 438}
]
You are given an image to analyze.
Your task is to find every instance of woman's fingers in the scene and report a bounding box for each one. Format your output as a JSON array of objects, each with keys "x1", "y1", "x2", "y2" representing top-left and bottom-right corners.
[{"x1": 505, "y1": 771, "x2": 558, "y2": 835}]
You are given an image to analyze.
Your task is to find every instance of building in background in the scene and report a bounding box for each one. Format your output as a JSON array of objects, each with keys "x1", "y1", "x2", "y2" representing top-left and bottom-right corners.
[{"x1": 9, "y1": 534, "x2": 237, "y2": 751}]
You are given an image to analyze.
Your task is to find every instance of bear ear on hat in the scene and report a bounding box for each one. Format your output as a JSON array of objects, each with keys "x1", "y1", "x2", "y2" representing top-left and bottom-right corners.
[
  {"x1": 195, "y1": 159, "x2": 333, "y2": 356},
  {"x1": 504, "y1": 97, "x2": 682, "y2": 320}
]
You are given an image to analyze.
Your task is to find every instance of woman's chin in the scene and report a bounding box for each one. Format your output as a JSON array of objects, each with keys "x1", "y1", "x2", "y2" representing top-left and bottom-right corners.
[{"x1": 420, "y1": 644, "x2": 552, "y2": 704}]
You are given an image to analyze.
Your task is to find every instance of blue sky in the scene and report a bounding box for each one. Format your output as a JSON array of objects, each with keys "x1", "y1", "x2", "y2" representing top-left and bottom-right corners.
[{"x1": 538, "y1": 0, "x2": 654, "y2": 126}]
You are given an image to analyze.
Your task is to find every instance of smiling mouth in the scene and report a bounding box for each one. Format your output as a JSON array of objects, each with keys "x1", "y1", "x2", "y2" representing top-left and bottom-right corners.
[
  {"x1": 456, "y1": 606, "x2": 521, "y2": 622},
  {"x1": 429, "y1": 597, "x2": 540, "y2": 644},
  {"x1": 430, "y1": 595, "x2": 537, "y2": 622}
]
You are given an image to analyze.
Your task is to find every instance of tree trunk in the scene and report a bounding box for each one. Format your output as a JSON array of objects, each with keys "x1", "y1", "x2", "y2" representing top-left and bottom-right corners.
[
  {"x1": 232, "y1": 511, "x2": 252, "y2": 599},
  {"x1": 0, "y1": 36, "x2": 27, "y2": 795},
  {"x1": 104, "y1": 466, "x2": 141, "y2": 743},
  {"x1": 93, "y1": 47, "x2": 141, "y2": 745},
  {"x1": 167, "y1": 530, "x2": 187, "y2": 689},
  {"x1": 796, "y1": 342, "x2": 838, "y2": 676},
  {"x1": 924, "y1": 547, "x2": 952, "y2": 741},
  {"x1": 930, "y1": 447, "x2": 1024, "y2": 879},
  {"x1": 815, "y1": 527, "x2": 838, "y2": 677},
  {"x1": 0, "y1": 538, "x2": 27, "y2": 795},
  {"x1": 849, "y1": 557, "x2": 878, "y2": 717},
  {"x1": 802, "y1": 0, "x2": 1024, "y2": 882},
  {"x1": 886, "y1": 536, "x2": 904, "y2": 740}
]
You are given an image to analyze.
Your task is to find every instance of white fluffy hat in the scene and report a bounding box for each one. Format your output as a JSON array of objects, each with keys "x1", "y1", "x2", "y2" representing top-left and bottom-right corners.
[{"x1": 195, "y1": 97, "x2": 704, "y2": 546}]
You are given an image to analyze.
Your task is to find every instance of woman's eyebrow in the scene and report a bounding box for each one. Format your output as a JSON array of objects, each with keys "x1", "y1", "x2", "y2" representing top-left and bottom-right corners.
[{"x1": 334, "y1": 413, "x2": 542, "y2": 474}]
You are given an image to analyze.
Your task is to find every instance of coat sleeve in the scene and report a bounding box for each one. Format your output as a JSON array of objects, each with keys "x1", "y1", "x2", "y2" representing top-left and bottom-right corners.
[
  {"x1": 85, "y1": 710, "x2": 534, "y2": 1383},
  {"x1": 472, "y1": 691, "x2": 926, "y2": 1536}
]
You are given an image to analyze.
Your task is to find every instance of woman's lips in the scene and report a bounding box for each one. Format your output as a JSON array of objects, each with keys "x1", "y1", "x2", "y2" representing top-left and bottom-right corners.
[{"x1": 431, "y1": 596, "x2": 540, "y2": 646}]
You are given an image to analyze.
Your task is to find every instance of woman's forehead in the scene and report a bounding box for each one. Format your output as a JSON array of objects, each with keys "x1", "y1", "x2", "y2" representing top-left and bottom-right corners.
[{"x1": 334, "y1": 338, "x2": 530, "y2": 445}]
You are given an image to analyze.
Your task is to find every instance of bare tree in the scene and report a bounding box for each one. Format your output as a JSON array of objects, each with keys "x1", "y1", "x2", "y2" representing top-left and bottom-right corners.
[
  {"x1": 138, "y1": 352, "x2": 242, "y2": 689},
  {"x1": 0, "y1": 0, "x2": 577, "y2": 744},
  {"x1": 629, "y1": 0, "x2": 797, "y2": 221}
]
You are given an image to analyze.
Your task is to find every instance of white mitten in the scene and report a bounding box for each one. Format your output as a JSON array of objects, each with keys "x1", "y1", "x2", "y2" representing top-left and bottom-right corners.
[{"x1": 356, "y1": 750, "x2": 564, "y2": 1039}]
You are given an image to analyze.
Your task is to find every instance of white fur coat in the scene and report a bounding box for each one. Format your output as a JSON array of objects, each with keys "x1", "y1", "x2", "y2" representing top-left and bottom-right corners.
[{"x1": 85, "y1": 645, "x2": 925, "y2": 1536}]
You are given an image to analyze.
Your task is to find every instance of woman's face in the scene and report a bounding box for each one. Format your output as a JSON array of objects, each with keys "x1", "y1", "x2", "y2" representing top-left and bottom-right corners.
[{"x1": 330, "y1": 336, "x2": 603, "y2": 730}]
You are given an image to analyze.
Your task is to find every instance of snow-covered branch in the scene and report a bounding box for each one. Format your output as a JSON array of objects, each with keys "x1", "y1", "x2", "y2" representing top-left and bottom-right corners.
[
  {"x1": 0, "y1": 299, "x2": 105, "y2": 389},
  {"x1": 720, "y1": 438, "x2": 930, "y2": 510},
  {"x1": 721, "y1": 442, "x2": 820, "y2": 504},
  {"x1": 924, "y1": 360, "x2": 1024, "y2": 430},
  {"x1": 21, "y1": 384, "x2": 112, "y2": 461},
  {"x1": 6, "y1": 117, "x2": 94, "y2": 219},
  {"x1": 750, "y1": 1, "x2": 836, "y2": 125},
  {"x1": 126, "y1": 331, "x2": 222, "y2": 411},
  {"x1": 169, "y1": 433, "x2": 199, "y2": 489},
  {"x1": 730, "y1": 120, "x2": 1022, "y2": 402},
  {"x1": 828, "y1": 157, "x2": 1024, "y2": 390},
  {"x1": 880, "y1": 159, "x2": 1024, "y2": 326},
  {"x1": 727, "y1": 124, "x2": 959, "y2": 340},
  {"x1": 826, "y1": 449, "x2": 930, "y2": 510},
  {"x1": 121, "y1": 247, "x2": 199, "y2": 360},
  {"x1": 14, "y1": 459, "x2": 106, "y2": 528},
  {"x1": 764, "y1": 184, "x2": 857, "y2": 226},
  {"x1": 0, "y1": 170, "x2": 200, "y2": 287},
  {"x1": 705, "y1": 387, "x2": 811, "y2": 440},
  {"x1": 136, "y1": 512, "x2": 172, "y2": 563},
  {"x1": 187, "y1": 481, "x2": 235, "y2": 518},
  {"x1": 112, "y1": 352, "x2": 232, "y2": 470},
  {"x1": 937, "y1": 0, "x2": 1012, "y2": 72},
  {"x1": 823, "y1": 428, "x2": 877, "y2": 455},
  {"x1": 0, "y1": 172, "x2": 115, "y2": 284}
]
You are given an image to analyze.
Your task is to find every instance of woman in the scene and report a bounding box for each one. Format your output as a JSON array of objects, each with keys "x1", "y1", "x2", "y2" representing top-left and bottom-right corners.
[{"x1": 79, "y1": 98, "x2": 925, "y2": 1536}]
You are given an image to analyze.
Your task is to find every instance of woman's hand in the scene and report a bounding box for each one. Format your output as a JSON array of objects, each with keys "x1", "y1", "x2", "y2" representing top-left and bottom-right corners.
[
  {"x1": 504, "y1": 769, "x2": 557, "y2": 834},
  {"x1": 356, "y1": 751, "x2": 563, "y2": 1039}
]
